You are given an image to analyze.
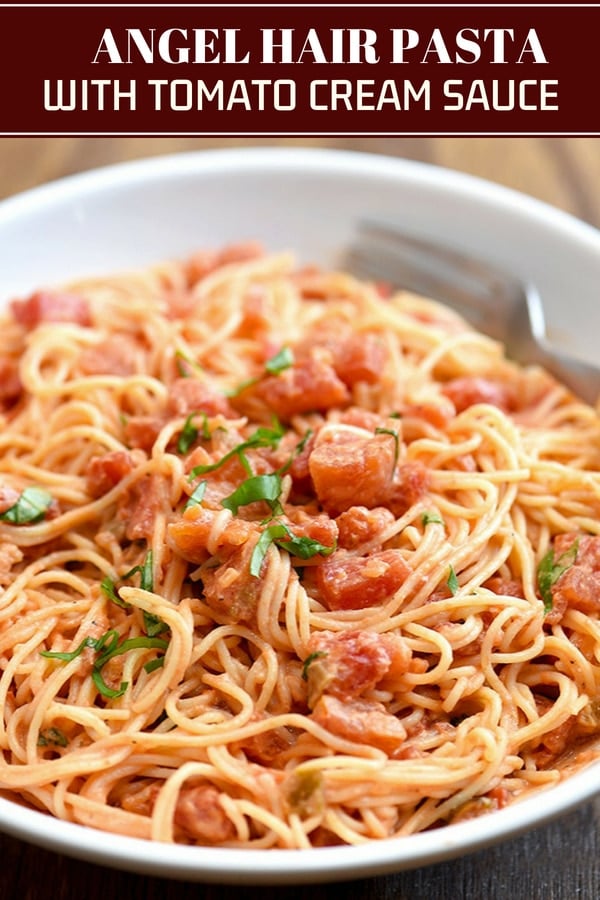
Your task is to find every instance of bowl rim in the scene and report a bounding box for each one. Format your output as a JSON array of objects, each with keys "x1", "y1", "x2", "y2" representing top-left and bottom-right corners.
[{"x1": 1, "y1": 144, "x2": 600, "y2": 252}]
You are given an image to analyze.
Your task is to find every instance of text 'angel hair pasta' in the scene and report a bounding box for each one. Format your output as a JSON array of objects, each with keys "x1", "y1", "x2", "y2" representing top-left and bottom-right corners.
[{"x1": 0, "y1": 242, "x2": 600, "y2": 849}]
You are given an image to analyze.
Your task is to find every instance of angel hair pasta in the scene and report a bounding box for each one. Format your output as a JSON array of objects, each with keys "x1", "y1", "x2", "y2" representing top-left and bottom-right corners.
[{"x1": 0, "y1": 242, "x2": 599, "y2": 848}]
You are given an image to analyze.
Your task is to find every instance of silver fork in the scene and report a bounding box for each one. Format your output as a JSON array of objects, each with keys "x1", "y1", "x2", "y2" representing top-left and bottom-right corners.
[{"x1": 344, "y1": 220, "x2": 600, "y2": 407}]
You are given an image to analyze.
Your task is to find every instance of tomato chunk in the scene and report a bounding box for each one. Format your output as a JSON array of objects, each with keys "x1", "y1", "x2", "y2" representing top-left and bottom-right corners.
[
  {"x1": 305, "y1": 629, "x2": 412, "y2": 704},
  {"x1": 316, "y1": 549, "x2": 409, "y2": 610},
  {"x1": 86, "y1": 451, "x2": 134, "y2": 498},
  {"x1": 11, "y1": 291, "x2": 92, "y2": 329},
  {"x1": 546, "y1": 534, "x2": 600, "y2": 624},
  {"x1": 312, "y1": 695, "x2": 407, "y2": 755},
  {"x1": 167, "y1": 378, "x2": 235, "y2": 418},
  {"x1": 257, "y1": 352, "x2": 349, "y2": 420},
  {"x1": 442, "y1": 376, "x2": 516, "y2": 413},
  {"x1": 174, "y1": 785, "x2": 235, "y2": 843},
  {"x1": 309, "y1": 433, "x2": 396, "y2": 515}
]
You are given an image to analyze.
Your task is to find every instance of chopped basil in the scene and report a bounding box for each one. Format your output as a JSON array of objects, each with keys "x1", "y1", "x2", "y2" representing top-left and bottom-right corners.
[
  {"x1": 100, "y1": 575, "x2": 129, "y2": 608},
  {"x1": 265, "y1": 346, "x2": 294, "y2": 374},
  {"x1": 94, "y1": 633, "x2": 169, "y2": 669},
  {"x1": 227, "y1": 347, "x2": 294, "y2": 396},
  {"x1": 250, "y1": 522, "x2": 335, "y2": 578},
  {"x1": 537, "y1": 538, "x2": 580, "y2": 612},
  {"x1": 221, "y1": 472, "x2": 284, "y2": 517},
  {"x1": 143, "y1": 611, "x2": 169, "y2": 638},
  {"x1": 0, "y1": 486, "x2": 53, "y2": 525},
  {"x1": 447, "y1": 565, "x2": 459, "y2": 596},
  {"x1": 175, "y1": 351, "x2": 202, "y2": 377},
  {"x1": 177, "y1": 413, "x2": 199, "y2": 454},
  {"x1": 40, "y1": 635, "x2": 97, "y2": 662},
  {"x1": 91, "y1": 668, "x2": 128, "y2": 700},
  {"x1": 37, "y1": 727, "x2": 68, "y2": 748},
  {"x1": 422, "y1": 511, "x2": 445, "y2": 527},
  {"x1": 139, "y1": 552, "x2": 153, "y2": 592},
  {"x1": 144, "y1": 656, "x2": 166, "y2": 674},
  {"x1": 301, "y1": 651, "x2": 327, "y2": 681},
  {"x1": 250, "y1": 526, "x2": 286, "y2": 577},
  {"x1": 42, "y1": 628, "x2": 169, "y2": 700},
  {"x1": 177, "y1": 412, "x2": 211, "y2": 454},
  {"x1": 278, "y1": 429, "x2": 313, "y2": 475},
  {"x1": 184, "y1": 480, "x2": 207, "y2": 510},
  {"x1": 100, "y1": 552, "x2": 168, "y2": 637},
  {"x1": 375, "y1": 427, "x2": 400, "y2": 469},
  {"x1": 189, "y1": 418, "x2": 285, "y2": 479}
]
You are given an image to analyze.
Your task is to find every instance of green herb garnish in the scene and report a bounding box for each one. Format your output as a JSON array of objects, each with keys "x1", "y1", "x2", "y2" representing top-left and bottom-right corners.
[
  {"x1": 250, "y1": 523, "x2": 335, "y2": 577},
  {"x1": 221, "y1": 472, "x2": 284, "y2": 517},
  {"x1": 184, "y1": 480, "x2": 207, "y2": 510},
  {"x1": 189, "y1": 418, "x2": 285, "y2": 479},
  {"x1": 40, "y1": 636, "x2": 97, "y2": 662},
  {"x1": 422, "y1": 511, "x2": 444, "y2": 527},
  {"x1": 537, "y1": 538, "x2": 580, "y2": 612},
  {"x1": 0, "y1": 486, "x2": 53, "y2": 525},
  {"x1": 227, "y1": 347, "x2": 294, "y2": 396},
  {"x1": 37, "y1": 727, "x2": 68, "y2": 748},
  {"x1": 177, "y1": 412, "x2": 211, "y2": 455},
  {"x1": 447, "y1": 565, "x2": 459, "y2": 596},
  {"x1": 42, "y1": 628, "x2": 169, "y2": 700},
  {"x1": 301, "y1": 651, "x2": 327, "y2": 681},
  {"x1": 100, "y1": 551, "x2": 168, "y2": 637},
  {"x1": 265, "y1": 346, "x2": 294, "y2": 374},
  {"x1": 177, "y1": 413, "x2": 199, "y2": 454},
  {"x1": 375, "y1": 427, "x2": 400, "y2": 469},
  {"x1": 175, "y1": 351, "x2": 202, "y2": 377}
]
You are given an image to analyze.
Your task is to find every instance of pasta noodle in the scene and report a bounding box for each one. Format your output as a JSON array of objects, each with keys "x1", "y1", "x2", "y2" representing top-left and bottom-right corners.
[{"x1": 0, "y1": 242, "x2": 599, "y2": 848}]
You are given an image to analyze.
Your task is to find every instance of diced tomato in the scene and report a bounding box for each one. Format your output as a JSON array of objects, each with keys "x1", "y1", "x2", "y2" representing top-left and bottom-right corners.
[
  {"x1": 402, "y1": 401, "x2": 453, "y2": 431},
  {"x1": 119, "y1": 475, "x2": 163, "y2": 541},
  {"x1": 309, "y1": 433, "x2": 396, "y2": 515},
  {"x1": 441, "y1": 376, "x2": 516, "y2": 413},
  {"x1": 311, "y1": 694, "x2": 407, "y2": 755},
  {"x1": 283, "y1": 507, "x2": 338, "y2": 551},
  {"x1": 257, "y1": 352, "x2": 349, "y2": 421},
  {"x1": 167, "y1": 378, "x2": 235, "y2": 418},
  {"x1": 201, "y1": 539, "x2": 262, "y2": 622},
  {"x1": 174, "y1": 785, "x2": 235, "y2": 843},
  {"x1": 332, "y1": 334, "x2": 386, "y2": 386},
  {"x1": 484, "y1": 576, "x2": 523, "y2": 598},
  {"x1": 546, "y1": 534, "x2": 600, "y2": 625},
  {"x1": 123, "y1": 416, "x2": 164, "y2": 451},
  {"x1": 79, "y1": 334, "x2": 140, "y2": 376},
  {"x1": 336, "y1": 506, "x2": 395, "y2": 549},
  {"x1": 305, "y1": 629, "x2": 412, "y2": 704},
  {"x1": 86, "y1": 451, "x2": 134, "y2": 498},
  {"x1": 316, "y1": 549, "x2": 409, "y2": 611},
  {"x1": 11, "y1": 291, "x2": 92, "y2": 329},
  {"x1": 168, "y1": 505, "x2": 256, "y2": 565},
  {"x1": 389, "y1": 461, "x2": 430, "y2": 516},
  {"x1": 237, "y1": 722, "x2": 296, "y2": 766},
  {"x1": 338, "y1": 407, "x2": 386, "y2": 432}
]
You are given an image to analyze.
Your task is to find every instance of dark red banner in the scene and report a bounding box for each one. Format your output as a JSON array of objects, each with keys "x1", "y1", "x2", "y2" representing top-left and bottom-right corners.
[{"x1": 1, "y1": 4, "x2": 597, "y2": 134}]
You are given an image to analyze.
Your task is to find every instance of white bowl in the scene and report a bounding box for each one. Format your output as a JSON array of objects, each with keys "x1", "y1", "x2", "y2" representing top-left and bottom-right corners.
[{"x1": 1, "y1": 146, "x2": 600, "y2": 884}]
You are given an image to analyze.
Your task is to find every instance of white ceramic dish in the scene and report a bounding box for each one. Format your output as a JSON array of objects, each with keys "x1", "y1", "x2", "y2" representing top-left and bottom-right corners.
[{"x1": 0, "y1": 146, "x2": 599, "y2": 884}]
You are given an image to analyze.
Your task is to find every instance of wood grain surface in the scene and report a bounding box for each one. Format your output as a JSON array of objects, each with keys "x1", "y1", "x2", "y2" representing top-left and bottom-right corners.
[{"x1": 0, "y1": 137, "x2": 599, "y2": 900}]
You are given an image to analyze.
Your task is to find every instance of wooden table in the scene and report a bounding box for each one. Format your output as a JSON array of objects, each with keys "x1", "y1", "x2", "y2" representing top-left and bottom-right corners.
[{"x1": 0, "y1": 137, "x2": 599, "y2": 899}]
